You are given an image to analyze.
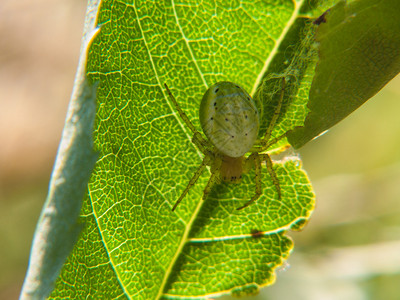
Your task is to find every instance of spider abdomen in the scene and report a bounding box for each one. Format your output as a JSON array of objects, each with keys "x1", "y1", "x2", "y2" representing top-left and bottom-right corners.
[{"x1": 199, "y1": 82, "x2": 259, "y2": 158}]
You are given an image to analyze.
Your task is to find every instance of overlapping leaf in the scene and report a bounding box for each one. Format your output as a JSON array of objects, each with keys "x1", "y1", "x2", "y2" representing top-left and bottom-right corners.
[{"x1": 288, "y1": 0, "x2": 400, "y2": 148}]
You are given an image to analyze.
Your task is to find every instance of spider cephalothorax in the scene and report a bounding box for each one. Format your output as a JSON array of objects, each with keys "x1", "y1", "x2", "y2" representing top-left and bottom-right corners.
[{"x1": 165, "y1": 80, "x2": 285, "y2": 211}]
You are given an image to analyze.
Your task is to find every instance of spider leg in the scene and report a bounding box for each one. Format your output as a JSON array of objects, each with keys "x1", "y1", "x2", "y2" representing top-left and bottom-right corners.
[
  {"x1": 253, "y1": 132, "x2": 287, "y2": 153},
  {"x1": 202, "y1": 156, "x2": 222, "y2": 201},
  {"x1": 250, "y1": 77, "x2": 287, "y2": 154},
  {"x1": 172, "y1": 156, "x2": 210, "y2": 211},
  {"x1": 237, "y1": 153, "x2": 262, "y2": 210},
  {"x1": 237, "y1": 153, "x2": 281, "y2": 210},
  {"x1": 192, "y1": 132, "x2": 215, "y2": 157},
  {"x1": 165, "y1": 83, "x2": 213, "y2": 153},
  {"x1": 263, "y1": 77, "x2": 286, "y2": 143},
  {"x1": 262, "y1": 153, "x2": 281, "y2": 198},
  {"x1": 202, "y1": 170, "x2": 218, "y2": 202},
  {"x1": 164, "y1": 83, "x2": 202, "y2": 135}
]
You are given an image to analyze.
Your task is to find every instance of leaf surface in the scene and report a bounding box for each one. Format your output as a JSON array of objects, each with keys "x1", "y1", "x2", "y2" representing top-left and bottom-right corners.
[{"x1": 51, "y1": 0, "x2": 320, "y2": 299}]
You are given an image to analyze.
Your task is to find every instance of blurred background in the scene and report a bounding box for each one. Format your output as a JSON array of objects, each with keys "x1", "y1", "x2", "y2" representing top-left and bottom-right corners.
[
  {"x1": 0, "y1": 0, "x2": 86, "y2": 298},
  {"x1": 1, "y1": 0, "x2": 399, "y2": 299}
]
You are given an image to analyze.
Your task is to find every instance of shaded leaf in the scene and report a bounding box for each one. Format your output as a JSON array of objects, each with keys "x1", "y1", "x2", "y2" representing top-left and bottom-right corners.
[{"x1": 287, "y1": 0, "x2": 400, "y2": 148}]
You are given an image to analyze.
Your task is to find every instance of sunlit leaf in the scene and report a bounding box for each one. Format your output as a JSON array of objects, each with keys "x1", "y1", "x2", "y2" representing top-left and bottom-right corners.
[{"x1": 50, "y1": 0, "x2": 323, "y2": 298}]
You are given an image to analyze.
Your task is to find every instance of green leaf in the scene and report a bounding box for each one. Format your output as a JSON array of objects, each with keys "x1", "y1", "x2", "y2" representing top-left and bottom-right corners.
[
  {"x1": 50, "y1": 0, "x2": 321, "y2": 299},
  {"x1": 287, "y1": 0, "x2": 400, "y2": 148}
]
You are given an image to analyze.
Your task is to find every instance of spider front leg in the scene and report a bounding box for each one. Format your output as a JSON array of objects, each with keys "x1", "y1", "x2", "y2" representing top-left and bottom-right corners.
[
  {"x1": 165, "y1": 83, "x2": 215, "y2": 211},
  {"x1": 164, "y1": 83, "x2": 199, "y2": 135},
  {"x1": 165, "y1": 83, "x2": 214, "y2": 155},
  {"x1": 192, "y1": 132, "x2": 215, "y2": 157},
  {"x1": 263, "y1": 77, "x2": 285, "y2": 143},
  {"x1": 251, "y1": 77, "x2": 287, "y2": 152},
  {"x1": 236, "y1": 153, "x2": 281, "y2": 210}
]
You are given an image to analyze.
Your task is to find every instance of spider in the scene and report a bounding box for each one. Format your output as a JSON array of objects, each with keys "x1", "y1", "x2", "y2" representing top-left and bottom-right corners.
[{"x1": 164, "y1": 79, "x2": 286, "y2": 211}]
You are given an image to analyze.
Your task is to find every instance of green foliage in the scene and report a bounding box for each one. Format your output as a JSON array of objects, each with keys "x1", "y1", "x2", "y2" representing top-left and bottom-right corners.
[
  {"x1": 288, "y1": 0, "x2": 400, "y2": 148},
  {"x1": 47, "y1": 1, "x2": 321, "y2": 299},
  {"x1": 19, "y1": 0, "x2": 400, "y2": 298},
  {"x1": 42, "y1": 0, "x2": 398, "y2": 299}
]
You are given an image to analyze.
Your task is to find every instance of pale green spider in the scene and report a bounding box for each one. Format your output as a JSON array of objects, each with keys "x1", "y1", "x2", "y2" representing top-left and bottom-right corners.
[{"x1": 165, "y1": 79, "x2": 286, "y2": 211}]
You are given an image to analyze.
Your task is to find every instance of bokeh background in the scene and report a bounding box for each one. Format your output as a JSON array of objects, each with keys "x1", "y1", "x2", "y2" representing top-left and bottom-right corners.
[{"x1": 1, "y1": 1, "x2": 399, "y2": 299}]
